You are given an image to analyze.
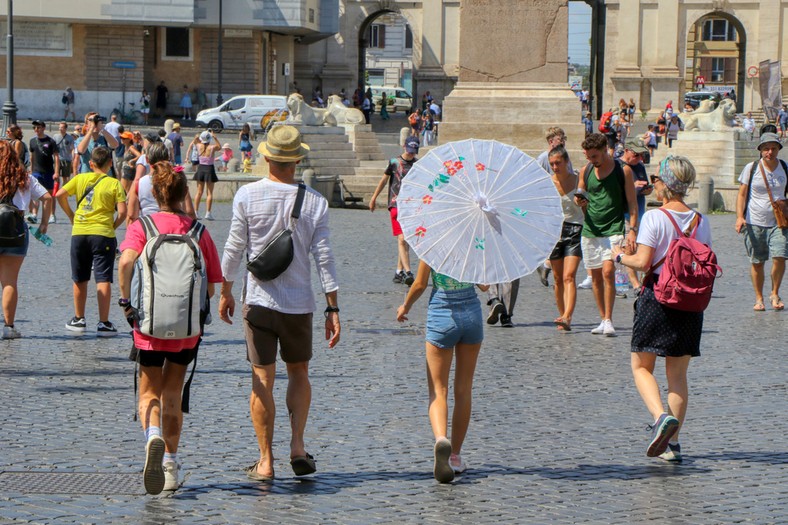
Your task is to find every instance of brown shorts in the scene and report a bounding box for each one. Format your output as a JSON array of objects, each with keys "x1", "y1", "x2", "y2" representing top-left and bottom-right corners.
[{"x1": 243, "y1": 304, "x2": 313, "y2": 366}]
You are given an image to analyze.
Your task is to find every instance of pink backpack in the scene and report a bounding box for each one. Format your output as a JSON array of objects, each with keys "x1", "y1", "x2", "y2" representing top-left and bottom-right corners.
[{"x1": 648, "y1": 209, "x2": 722, "y2": 312}]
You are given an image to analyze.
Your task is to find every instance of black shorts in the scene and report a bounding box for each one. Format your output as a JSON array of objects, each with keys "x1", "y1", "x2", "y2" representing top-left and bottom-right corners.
[
  {"x1": 70, "y1": 235, "x2": 117, "y2": 283},
  {"x1": 549, "y1": 222, "x2": 583, "y2": 260},
  {"x1": 131, "y1": 338, "x2": 200, "y2": 367}
]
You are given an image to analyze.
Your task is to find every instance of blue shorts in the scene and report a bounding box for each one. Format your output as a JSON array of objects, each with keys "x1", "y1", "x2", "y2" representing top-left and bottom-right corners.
[
  {"x1": 70, "y1": 235, "x2": 117, "y2": 283},
  {"x1": 426, "y1": 287, "x2": 484, "y2": 349},
  {"x1": 743, "y1": 224, "x2": 788, "y2": 263},
  {"x1": 0, "y1": 227, "x2": 29, "y2": 257},
  {"x1": 33, "y1": 172, "x2": 55, "y2": 191}
]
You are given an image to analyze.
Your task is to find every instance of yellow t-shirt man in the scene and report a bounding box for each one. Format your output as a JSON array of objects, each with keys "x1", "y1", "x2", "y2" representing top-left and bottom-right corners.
[{"x1": 62, "y1": 172, "x2": 126, "y2": 237}]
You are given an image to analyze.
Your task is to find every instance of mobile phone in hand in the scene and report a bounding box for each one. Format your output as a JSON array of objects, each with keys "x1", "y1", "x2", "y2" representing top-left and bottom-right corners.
[{"x1": 575, "y1": 189, "x2": 589, "y2": 201}]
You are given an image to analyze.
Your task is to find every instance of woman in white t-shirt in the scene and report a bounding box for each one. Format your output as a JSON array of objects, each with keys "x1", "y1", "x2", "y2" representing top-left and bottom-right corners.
[
  {"x1": 734, "y1": 133, "x2": 788, "y2": 311},
  {"x1": 613, "y1": 155, "x2": 711, "y2": 464},
  {"x1": 0, "y1": 141, "x2": 53, "y2": 339}
]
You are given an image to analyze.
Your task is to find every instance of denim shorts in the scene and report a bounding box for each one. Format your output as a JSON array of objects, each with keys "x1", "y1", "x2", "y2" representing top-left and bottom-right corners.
[
  {"x1": 426, "y1": 286, "x2": 484, "y2": 349},
  {"x1": 743, "y1": 224, "x2": 788, "y2": 263},
  {"x1": 0, "y1": 226, "x2": 29, "y2": 257}
]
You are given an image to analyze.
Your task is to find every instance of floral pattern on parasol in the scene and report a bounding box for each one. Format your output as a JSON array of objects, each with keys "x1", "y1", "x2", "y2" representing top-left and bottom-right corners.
[{"x1": 397, "y1": 139, "x2": 563, "y2": 284}]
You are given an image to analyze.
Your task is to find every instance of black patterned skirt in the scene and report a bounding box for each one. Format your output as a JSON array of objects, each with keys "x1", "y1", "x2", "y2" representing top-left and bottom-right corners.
[{"x1": 630, "y1": 277, "x2": 703, "y2": 357}]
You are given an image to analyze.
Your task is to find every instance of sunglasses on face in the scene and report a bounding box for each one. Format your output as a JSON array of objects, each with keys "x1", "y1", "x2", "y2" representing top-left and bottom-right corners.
[{"x1": 650, "y1": 175, "x2": 662, "y2": 184}]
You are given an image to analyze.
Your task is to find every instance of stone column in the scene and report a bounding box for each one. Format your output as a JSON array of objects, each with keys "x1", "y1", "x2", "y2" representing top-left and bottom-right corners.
[{"x1": 440, "y1": 0, "x2": 584, "y2": 152}]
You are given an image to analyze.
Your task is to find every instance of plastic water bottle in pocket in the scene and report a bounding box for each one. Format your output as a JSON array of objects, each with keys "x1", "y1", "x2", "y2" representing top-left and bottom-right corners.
[{"x1": 615, "y1": 263, "x2": 630, "y2": 298}]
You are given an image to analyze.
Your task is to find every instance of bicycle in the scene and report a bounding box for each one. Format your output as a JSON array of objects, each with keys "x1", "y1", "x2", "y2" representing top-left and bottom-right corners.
[{"x1": 111, "y1": 101, "x2": 143, "y2": 125}]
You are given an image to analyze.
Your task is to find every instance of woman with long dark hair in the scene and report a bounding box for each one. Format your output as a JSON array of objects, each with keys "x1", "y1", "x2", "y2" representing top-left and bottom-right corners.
[{"x1": 0, "y1": 141, "x2": 53, "y2": 339}]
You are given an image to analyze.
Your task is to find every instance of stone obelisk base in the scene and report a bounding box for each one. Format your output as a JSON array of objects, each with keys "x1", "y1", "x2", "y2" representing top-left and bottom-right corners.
[{"x1": 440, "y1": 82, "x2": 586, "y2": 154}]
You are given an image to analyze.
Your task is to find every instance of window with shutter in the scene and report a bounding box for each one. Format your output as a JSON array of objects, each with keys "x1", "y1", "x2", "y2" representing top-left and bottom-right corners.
[
  {"x1": 723, "y1": 57, "x2": 737, "y2": 83},
  {"x1": 699, "y1": 57, "x2": 712, "y2": 80}
]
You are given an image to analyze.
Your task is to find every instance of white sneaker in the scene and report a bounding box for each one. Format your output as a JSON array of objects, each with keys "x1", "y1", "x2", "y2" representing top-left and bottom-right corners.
[
  {"x1": 204, "y1": 211, "x2": 215, "y2": 221},
  {"x1": 590, "y1": 321, "x2": 606, "y2": 335},
  {"x1": 449, "y1": 453, "x2": 467, "y2": 474},
  {"x1": 603, "y1": 319, "x2": 616, "y2": 337},
  {"x1": 49, "y1": 215, "x2": 56, "y2": 224},
  {"x1": 578, "y1": 276, "x2": 593, "y2": 289},
  {"x1": 163, "y1": 461, "x2": 181, "y2": 491},
  {"x1": 2, "y1": 325, "x2": 21, "y2": 339},
  {"x1": 143, "y1": 435, "x2": 166, "y2": 495}
]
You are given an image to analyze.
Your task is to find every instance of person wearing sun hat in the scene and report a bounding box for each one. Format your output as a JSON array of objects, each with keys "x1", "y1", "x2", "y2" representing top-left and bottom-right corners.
[
  {"x1": 735, "y1": 132, "x2": 788, "y2": 312},
  {"x1": 192, "y1": 130, "x2": 220, "y2": 219},
  {"x1": 219, "y1": 125, "x2": 339, "y2": 482}
]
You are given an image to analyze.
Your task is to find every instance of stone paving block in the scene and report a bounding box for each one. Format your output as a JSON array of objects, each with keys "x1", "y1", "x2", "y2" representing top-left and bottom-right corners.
[{"x1": 0, "y1": 206, "x2": 787, "y2": 523}]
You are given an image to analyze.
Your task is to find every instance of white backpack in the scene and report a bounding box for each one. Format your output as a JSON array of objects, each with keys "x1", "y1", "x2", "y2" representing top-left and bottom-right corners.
[{"x1": 132, "y1": 216, "x2": 207, "y2": 339}]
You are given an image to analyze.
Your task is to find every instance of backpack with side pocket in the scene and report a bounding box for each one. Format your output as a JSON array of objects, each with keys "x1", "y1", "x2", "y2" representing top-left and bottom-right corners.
[
  {"x1": 648, "y1": 209, "x2": 722, "y2": 312},
  {"x1": 599, "y1": 111, "x2": 613, "y2": 133},
  {"x1": 0, "y1": 190, "x2": 26, "y2": 248},
  {"x1": 133, "y1": 215, "x2": 207, "y2": 339}
]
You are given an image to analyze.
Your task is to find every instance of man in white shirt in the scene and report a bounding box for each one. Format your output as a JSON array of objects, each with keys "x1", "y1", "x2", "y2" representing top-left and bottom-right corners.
[{"x1": 219, "y1": 125, "x2": 340, "y2": 482}]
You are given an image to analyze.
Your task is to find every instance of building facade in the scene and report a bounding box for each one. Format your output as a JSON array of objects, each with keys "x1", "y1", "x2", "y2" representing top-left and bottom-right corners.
[
  {"x1": 604, "y1": 0, "x2": 788, "y2": 116},
  {"x1": 0, "y1": 0, "x2": 338, "y2": 120}
]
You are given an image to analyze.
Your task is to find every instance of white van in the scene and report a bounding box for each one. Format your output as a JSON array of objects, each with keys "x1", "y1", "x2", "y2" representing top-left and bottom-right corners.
[
  {"x1": 196, "y1": 95, "x2": 287, "y2": 132},
  {"x1": 366, "y1": 86, "x2": 413, "y2": 113}
]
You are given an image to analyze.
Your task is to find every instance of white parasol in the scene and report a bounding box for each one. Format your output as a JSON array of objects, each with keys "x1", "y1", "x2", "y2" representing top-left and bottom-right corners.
[{"x1": 397, "y1": 139, "x2": 563, "y2": 284}]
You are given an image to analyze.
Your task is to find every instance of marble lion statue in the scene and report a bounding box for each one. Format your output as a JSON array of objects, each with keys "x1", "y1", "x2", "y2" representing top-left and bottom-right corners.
[
  {"x1": 326, "y1": 95, "x2": 365, "y2": 124},
  {"x1": 682, "y1": 98, "x2": 737, "y2": 132},
  {"x1": 286, "y1": 93, "x2": 337, "y2": 126}
]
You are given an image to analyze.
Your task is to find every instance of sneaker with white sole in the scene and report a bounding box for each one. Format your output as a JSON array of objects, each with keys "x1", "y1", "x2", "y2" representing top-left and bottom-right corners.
[
  {"x1": 449, "y1": 453, "x2": 467, "y2": 474},
  {"x1": 486, "y1": 299, "x2": 506, "y2": 325},
  {"x1": 603, "y1": 319, "x2": 616, "y2": 337},
  {"x1": 647, "y1": 414, "x2": 680, "y2": 457},
  {"x1": 433, "y1": 438, "x2": 454, "y2": 483},
  {"x1": 49, "y1": 215, "x2": 56, "y2": 224},
  {"x1": 96, "y1": 321, "x2": 119, "y2": 337},
  {"x1": 590, "y1": 321, "x2": 606, "y2": 335},
  {"x1": 163, "y1": 461, "x2": 181, "y2": 491},
  {"x1": 204, "y1": 211, "x2": 215, "y2": 221},
  {"x1": 65, "y1": 316, "x2": 87, "y2": 332},
  {"x1": 2, "y1": 325, "x2": 21, "y2": 339},
  {"x1": 578, "y1": 276, "x2": 593, "y2": 289},
  {"x1": 143, "y1": 435, "x2": 166, "y2": 495},
  {"x1": 658, "y1": 443, "x2": 682, "y2": 463}
]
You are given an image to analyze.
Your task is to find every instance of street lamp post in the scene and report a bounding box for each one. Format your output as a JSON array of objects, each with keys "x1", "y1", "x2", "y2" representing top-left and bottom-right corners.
[
  {"x1": 2, "y1": 0, "x2": 17, "y2": 135},
  {"x1": 216, "y1": 0, "x2": 223, "y2": 105}
]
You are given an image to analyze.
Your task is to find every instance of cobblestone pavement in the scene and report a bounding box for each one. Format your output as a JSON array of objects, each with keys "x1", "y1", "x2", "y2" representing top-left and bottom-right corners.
[{"x1": 0, "y1": 204, "x2": 786, "y2": 524}]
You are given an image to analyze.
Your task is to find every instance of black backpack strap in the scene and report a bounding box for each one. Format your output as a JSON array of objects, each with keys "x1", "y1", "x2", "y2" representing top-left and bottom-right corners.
[
  {"x1": 582, "y1": 162, "x2": 593, "y2": 188},
  {"x1": 181, "y1": 340, "x2": 199, "y2": 414}
]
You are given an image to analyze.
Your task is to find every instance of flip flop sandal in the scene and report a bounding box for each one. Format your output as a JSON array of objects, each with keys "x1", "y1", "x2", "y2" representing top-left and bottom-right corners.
[
  {"x1": 290, "y1": 453, "x2": 317, "y2": 476},
  {"x1": 553, "y1": 317, "x2": 571, "y2": 331},
  {"x1": 753, "y1": 301, "x2": 766, "y2": 312},
  {"x1": 770, "y1": 295, "x2": 785, "y2": 310},
  {"x1": 244, "y1": 461, "x2": 275, "y2": 481}
]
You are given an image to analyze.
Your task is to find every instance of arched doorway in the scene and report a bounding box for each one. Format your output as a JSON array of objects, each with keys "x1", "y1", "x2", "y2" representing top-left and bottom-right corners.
[
  {"x1": 685, "y1": 12, "x2": 746, "y2": 112},
  {"x1": 357, "y1": 10, "x2": 414, "y2": 97}
]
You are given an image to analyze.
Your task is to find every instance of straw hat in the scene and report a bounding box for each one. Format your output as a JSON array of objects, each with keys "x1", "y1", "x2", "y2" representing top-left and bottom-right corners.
[{"x1": 257, "y1": 125, "x2": 310, "y2": 162}]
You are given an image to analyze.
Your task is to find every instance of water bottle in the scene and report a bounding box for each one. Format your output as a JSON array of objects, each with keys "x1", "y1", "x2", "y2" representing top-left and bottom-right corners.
[
  {"x1": 30, "y1": 227, "x2": 53, "y2": 247},
  {"x1": 615, "y1": 263, "x2": 630, "y2": 297}
]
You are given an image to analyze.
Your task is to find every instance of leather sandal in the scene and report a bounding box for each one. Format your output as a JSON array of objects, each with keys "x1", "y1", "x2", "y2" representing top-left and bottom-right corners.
[{"x1": 770, "y1": 295, "x2": 785, "y2": 311}]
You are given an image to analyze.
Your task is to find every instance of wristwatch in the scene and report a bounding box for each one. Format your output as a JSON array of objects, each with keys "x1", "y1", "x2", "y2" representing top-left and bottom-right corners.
[
  {"x1": 324, "y1": 305, "x2": 340, "y2": 317},
  {"x1": 615, "y1": 253, "x2": 624, "y2": 264},
  {"x1": 630, "y1": 226, "x2": 638, "y2": 233},
  {"x1": 118, "y1": 298, "x2": 131, "y2": 308}
]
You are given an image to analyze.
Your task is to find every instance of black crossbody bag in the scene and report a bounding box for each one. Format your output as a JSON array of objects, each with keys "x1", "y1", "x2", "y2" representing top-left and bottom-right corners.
[{"x1": 246, "y1": 183, "x2": 306, "y2": 281}]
